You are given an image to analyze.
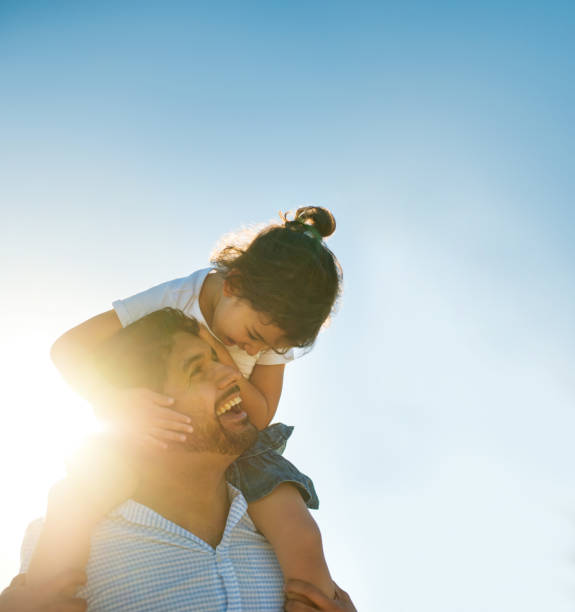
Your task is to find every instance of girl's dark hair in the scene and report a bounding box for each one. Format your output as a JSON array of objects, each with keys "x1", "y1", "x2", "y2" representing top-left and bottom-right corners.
[{"x1": 211, "y1": 206, "x2": 343, "y2": 348}]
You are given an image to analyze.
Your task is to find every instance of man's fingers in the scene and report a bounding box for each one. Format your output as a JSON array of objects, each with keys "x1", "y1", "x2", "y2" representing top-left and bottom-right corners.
[
  {"x1": 284, "y1": 580, "x2": 332, "y2": 608},
  {"x1": 285, "y1": 592, "x2": 315, "y2": 604},
  {"x1": 284, "y1": 601, "x2": 314, "y2": 611},
  {"x1": 333, "y1": 582, "x2": 353, "y2": 604}
]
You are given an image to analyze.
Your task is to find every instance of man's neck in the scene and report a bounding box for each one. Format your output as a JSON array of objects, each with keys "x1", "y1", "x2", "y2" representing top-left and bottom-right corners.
[{"x1": 132, "y1": 451, "x2": 233, "y2": 548}]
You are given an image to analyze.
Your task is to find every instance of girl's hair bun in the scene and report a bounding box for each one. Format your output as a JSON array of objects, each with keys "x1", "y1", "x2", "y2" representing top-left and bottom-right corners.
[
  {"x1": 294, "y1": 206, "x2": 336, "y2": 238},
  {"x1": 212, "y1": 204, "x2": 342, "y2": 348}
]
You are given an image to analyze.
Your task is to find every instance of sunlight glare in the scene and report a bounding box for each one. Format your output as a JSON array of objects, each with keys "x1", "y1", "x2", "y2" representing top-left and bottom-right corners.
[{"x1": 1, "y1": 335, "x2": 100, "y2": 579}]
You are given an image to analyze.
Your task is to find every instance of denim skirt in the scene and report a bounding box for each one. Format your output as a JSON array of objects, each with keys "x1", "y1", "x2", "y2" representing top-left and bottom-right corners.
[{"x1": 225, "y1": 423, "x2": 319, "y2": 509}]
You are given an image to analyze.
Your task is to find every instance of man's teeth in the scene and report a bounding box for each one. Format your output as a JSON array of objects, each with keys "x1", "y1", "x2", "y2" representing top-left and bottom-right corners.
[{"x1": 216, "y1": 396, "x2": 242, "y2": 416}]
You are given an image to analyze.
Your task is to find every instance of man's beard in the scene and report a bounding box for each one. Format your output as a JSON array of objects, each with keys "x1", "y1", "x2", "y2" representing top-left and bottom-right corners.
[{"x1": 184, "y1": 418, "x2": 258, "y2": 456}]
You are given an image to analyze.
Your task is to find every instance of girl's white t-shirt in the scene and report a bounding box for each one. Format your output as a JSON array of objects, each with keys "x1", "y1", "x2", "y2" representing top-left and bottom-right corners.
[{"x1": 112, "y1": 267, "x2": 294, "y2": 379}]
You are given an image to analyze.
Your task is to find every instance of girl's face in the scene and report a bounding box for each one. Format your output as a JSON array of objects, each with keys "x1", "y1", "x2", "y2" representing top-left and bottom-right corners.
[{"x1": 211, "y1": 283, "x2": 289, "y2": 356}]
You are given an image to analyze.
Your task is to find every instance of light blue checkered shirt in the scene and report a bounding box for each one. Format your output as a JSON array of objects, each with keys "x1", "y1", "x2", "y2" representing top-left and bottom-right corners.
[{"x1": 20, "y1": 484, "x2": 284, "y2": 611}]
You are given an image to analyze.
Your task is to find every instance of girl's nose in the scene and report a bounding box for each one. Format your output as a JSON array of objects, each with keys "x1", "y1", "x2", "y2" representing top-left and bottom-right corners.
[{"x1": 245, "y1": 344, "x2": 259, "y2": 356}]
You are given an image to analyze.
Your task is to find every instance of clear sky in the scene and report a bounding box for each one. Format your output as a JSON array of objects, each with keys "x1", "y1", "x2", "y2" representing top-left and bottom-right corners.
[{"x1": 1, "y1": 1, "x2": 574, "y2": 610}]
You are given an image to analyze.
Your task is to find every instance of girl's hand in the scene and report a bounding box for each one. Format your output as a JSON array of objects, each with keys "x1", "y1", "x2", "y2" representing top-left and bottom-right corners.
[{"x1": 97, "y1": 387, "x2": 194, "y2": 450}]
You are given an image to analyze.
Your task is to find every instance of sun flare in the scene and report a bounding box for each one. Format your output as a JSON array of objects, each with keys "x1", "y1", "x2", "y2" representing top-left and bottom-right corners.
[{"x1": 1, "y1": 339, "x2": 100, "y2": 577}]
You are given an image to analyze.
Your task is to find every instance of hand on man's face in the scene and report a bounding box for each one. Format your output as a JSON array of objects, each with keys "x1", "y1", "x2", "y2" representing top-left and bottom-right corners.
[{"x1": 0, "y1": 572, "x2": 87, "y2": 612}]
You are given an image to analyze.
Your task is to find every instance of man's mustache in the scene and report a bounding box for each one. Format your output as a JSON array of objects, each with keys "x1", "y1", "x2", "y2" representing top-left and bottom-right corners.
[{"x1": 216, "y1": 384, "x2": 241, "y2": 408}]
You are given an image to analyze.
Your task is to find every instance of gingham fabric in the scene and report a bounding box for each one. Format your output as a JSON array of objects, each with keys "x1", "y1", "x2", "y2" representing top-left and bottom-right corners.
[{"x1": 20, "y1": 485, "x2": 284, "y2": 611}]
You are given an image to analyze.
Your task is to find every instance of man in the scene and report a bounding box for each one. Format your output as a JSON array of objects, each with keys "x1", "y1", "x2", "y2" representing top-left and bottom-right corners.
[{"x1": 8, "y1": 309, "x2": 355, "y2": 611}]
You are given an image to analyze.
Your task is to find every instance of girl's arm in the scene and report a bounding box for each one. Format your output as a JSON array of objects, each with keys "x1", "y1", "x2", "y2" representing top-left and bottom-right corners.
[
  {"x1": 53, "y1": 310, "x2": 283, "y2": 433},
  {"x1": 202, "y1": 329, "x2": 284, "y2": 430},
  {"x1": 248, "y1": 363, "x2": 285, "y2": 428},
  {"x1": 51, "y1": 310, "x2": 123, "y2": 404}
]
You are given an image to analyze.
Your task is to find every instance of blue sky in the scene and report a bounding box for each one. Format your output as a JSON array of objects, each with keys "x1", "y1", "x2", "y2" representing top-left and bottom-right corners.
[{"x1": 1, "y1": 2, "x2": 574, "y2": 610}]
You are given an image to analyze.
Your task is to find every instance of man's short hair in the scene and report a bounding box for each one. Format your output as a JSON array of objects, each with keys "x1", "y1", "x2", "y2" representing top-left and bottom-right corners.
[{"x1": 95, "y1": 308, "x2": 200, "y2": 392}]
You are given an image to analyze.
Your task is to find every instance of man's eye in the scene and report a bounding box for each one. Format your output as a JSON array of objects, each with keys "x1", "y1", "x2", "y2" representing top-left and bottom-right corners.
[{"x1": 189, "y1": 365, "x2": 202, "y2": 379}]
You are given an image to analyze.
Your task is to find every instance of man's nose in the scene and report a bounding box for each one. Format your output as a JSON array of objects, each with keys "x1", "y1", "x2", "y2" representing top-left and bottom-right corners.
[{"x1": 214, "y1": 362, "x2": 241, "y2": 389}]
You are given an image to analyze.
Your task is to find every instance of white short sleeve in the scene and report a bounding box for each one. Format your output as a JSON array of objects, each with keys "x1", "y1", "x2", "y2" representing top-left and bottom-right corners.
[
  {"x1": 112, "y1": 269, "x2": 210, "y2": 328},
  {"x1": 112, "y1": 268, "x2": 295, "y2": 375}
]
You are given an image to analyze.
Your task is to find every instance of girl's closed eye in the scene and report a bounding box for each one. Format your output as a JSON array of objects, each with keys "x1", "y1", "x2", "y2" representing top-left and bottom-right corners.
[{"x1": 248, "y1": 329, "x2": 268, "y2": 348}]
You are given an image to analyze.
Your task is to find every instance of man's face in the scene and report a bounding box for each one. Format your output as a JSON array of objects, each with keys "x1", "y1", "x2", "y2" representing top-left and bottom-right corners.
[{"x1": 162, "y1": 330, "x2": 257, "y2": 456}]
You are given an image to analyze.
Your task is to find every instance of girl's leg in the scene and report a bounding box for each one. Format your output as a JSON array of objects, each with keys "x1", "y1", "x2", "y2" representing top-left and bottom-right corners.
[{"x1": 248, "y1": 483, "x2": 335, "y2": 599}]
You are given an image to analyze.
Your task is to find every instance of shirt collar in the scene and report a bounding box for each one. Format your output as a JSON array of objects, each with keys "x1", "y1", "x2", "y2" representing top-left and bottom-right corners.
[{"x1": 108, "y1": 483, "x2": 248, "y2": 546}]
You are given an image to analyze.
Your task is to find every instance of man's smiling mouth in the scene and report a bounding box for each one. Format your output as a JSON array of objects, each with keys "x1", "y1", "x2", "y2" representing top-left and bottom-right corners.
[
  {"x1": 215, "y1": 395, "x2": 242, "y2": 416},
  {"x1": 215, "y1": 385, "x2": 242, "y2": 416}
]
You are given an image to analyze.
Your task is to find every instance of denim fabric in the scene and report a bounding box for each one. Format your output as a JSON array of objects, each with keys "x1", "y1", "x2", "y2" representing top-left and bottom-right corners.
[{"x1": 225, "y1": 423, "x2": 319, "y2": 509}]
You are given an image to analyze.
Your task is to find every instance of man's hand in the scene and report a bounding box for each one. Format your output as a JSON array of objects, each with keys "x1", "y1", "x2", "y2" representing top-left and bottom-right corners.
[
  {"x1": 27, "y1": 438, "x2": 140, "y2": 588},
  {"x1": 284, "y1": 580, "x2": 357, "y2": 611},
  {"x1": 0, "y1": 572, "x2": 86, "y2": 612}
]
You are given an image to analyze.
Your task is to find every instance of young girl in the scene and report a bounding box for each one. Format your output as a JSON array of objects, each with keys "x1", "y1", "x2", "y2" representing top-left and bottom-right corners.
[{"x1": 41, "y1": 206, "x2": 342, "y2": 601}]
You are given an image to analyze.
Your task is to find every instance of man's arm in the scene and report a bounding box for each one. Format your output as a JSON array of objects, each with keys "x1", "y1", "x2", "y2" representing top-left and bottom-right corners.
[{"x1": 27, "y1": 440, "x2": 138, "y2": 587}]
